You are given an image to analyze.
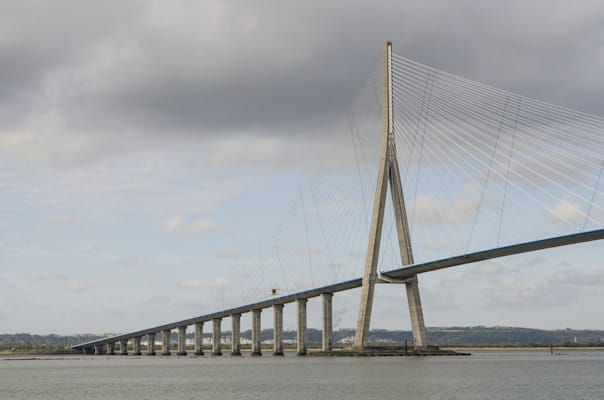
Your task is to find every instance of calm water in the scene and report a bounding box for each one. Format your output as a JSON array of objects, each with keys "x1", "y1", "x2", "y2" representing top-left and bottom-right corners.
[{"x1": 1, "y1": 352, "x2": 603, "y2": 399}]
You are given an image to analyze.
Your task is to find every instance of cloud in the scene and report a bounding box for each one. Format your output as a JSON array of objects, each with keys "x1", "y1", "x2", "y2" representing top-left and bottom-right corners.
[
  {"x1": 162, "y1": 215, "x2": 217, "y2": 234},
  {"x1": 411, "y1": 194, "x2": 476, "y2": 225},
  {"x1": 213, "y1": 250, "x2": 240, "y2": 260},
  {"x1": 422, "y1": 238, "x2": 450, "y2": 251},
  {"x1": 49, "y1": 213, "x2": 73, "y2": 225},
  {"x1": 546, "y1": 194, "x2": 584, "y2": 224},
  {"x1": 485, "y1": 276, "x2": 578, "y2": 308},
  {"x1": 292, "y1": 246, "x2": 323, "y2": 255},
  {"x1": 515, "y1": 256, "x2": 546, "y2": 269},
  {"x1": 0, "y1": 113, "x2": 112, "y2": 164},
  {"x1": 144, "y1": 295, "x2": 172, "y2": 305},
  {"x1": 549, "y1": 269, "x2": 604, "y2": 286},
  {"x1": 472, "y1": 263, "x2": 503, "y2": 275},
  {"x1": 26, "y1": 272, "x2": 68, "y2": 282},
  {"x1": 181, "y1": 277, "x2": 230, "y2": 289},
  {"x1": 63, "y1": 280, "x2": 94, "y2": 293},
  {"x1": 3, "y1": 0, "x2": 603, "y2": 152}
]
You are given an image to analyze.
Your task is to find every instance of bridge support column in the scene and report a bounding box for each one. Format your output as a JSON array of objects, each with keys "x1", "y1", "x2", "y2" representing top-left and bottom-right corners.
[
  {"x1": 177, "y1": 326, "x2": 187, "y2": 356},
  {"x1": 162, "y1": 329, "x2": 171, "y2": 356},
  {"x1": 106, "y1": 342, "x2": 115, "y2": 355},
  {"x1": 296, "y1": 299, "x2": 307, "y2": 355},
  {"x1": 251, "y1": 309, "x2": 262, "y2": 356},
  {"x1": 146, "y1": 333, "x2": 156, "y2": 356},
  {"x1": 231, "y1": 314, "x2": 241, "y2": 356},
  {"x1": 133, "y1": 336, "x2": 142, "y2": 355},
  {"x1": 212, "y1": 318, "x2": 222, "y2": 356},
  {"x1": 194, "y1": 322, "x2": 204, "y2": 356},
  {"x1": 94, "y1": 344, "x2": 104, "y2": 355},
  {"x1": 322, "y1": 293, "x2": 333, "y2": 352},
  {"x1": 120, "y1": 339, "x2": 128, "y2": 355},
  {"x1": 273, "y1": 304, "x2": 284, "y2": 356}
]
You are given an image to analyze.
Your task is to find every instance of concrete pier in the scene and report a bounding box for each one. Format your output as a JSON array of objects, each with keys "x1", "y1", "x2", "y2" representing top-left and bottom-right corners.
[
  {"x1": 146, "y1": 333, "x2": 156, "y2": 356},
  {"x1": 177, "y1": 326, "x2": 187, "y2": 356},
  {"x1": 322, "y1": 293, "x2": 333, "y2": 352},
  {"x1": 194, "y1": 322, "x2": 204, "y2": 356},
  {"x1": 162, "y1": 329, "x2": 171, "y2": 356},
  {"x1": 273, "y1": 304, "x2": 284, "y2": 356},
  {"x1": 212, "y1": 318, "x2": 222, "y2": 356},
  {"x1": 119, "y1": 339, "x2": 128, "y2": 355},
  {"x1": 251, "y1": 309, "x2": 262, "y2": 356},
  {"x1": 106, "y1": 342, "x2": 115, "y2": 355},
  {"x1": 94, "y1": 344, "x2": 104, "y2": 355},
  {"x1": 297, "y1": 299, "x2": 308, "y2": 355},
  {"x1": 133, "y1": 336, "x2": 142, "y2": 355},
  {"x1": 231, "y1": 314, "x2": 241, "y2": 356}
]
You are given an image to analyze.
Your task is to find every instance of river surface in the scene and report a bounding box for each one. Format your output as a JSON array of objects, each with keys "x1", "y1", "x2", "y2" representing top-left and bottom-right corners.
[{"x1": 1, "y1": 351, "x2": 603, "y2": 399}]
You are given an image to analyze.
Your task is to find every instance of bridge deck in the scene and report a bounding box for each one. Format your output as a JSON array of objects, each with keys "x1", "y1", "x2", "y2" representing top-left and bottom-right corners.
[{"x1": 72, "y1": 228, "x2": 604, "y2": 350}]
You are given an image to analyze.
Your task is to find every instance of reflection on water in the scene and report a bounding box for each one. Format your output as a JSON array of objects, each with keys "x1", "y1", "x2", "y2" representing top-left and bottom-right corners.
[{"x1": 2, "y1": 352, "x2": 603, "y2": 400}]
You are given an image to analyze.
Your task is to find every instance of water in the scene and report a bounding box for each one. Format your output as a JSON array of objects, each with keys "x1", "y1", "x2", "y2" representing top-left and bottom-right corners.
[{"x1": 1, "y1": 352, "x2": 603, "y2": 399}]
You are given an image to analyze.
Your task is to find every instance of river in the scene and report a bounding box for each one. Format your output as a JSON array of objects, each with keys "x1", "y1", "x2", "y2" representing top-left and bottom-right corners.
[{"x1": 1, "y1": 351, "x2": 603, "y2": 399}]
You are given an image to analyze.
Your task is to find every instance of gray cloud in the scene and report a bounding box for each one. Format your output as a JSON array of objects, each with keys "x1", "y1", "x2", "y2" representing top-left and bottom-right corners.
[{"x1": 3, "y1": 0, "x2": 604, "y2": 153}]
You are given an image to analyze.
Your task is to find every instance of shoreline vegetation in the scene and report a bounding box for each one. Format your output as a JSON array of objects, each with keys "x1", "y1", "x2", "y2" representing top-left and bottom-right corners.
[
  {"x1": 2, "y1": 326, "x2": 603, "y2": 356},
  {"x1": 2, "y1": 347, "x2": 604, "y2": 358}
]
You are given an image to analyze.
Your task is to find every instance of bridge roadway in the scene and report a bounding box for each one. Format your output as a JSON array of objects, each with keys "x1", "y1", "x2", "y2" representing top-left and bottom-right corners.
[{"x1": 72, "y1": 228, "x2": 604, "y2": 353}]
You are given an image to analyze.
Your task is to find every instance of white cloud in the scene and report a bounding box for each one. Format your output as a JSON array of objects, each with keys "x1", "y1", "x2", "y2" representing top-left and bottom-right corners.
[
  {"x1": 472, "y1": 263, "x2": 503, "y2": 275},
  {"x1": 485, "y1": 276, "x2": 577, "y2": 308},
  {"x1": 63, "y1": 280, "x2": 94, "y2": 293},
  {"x1": 0, "y1": 113, "x2": 111, "y2": 164},
  {"x1": 49, "y1": 213, "x2": 73, "y2": 225},
  {"x1": 181, "y1": 277, "x2": 230, "y2": 289},
  {"x1": 549, "y1": 269, "x2": 604, "y2": 286},
  {"x1": 163, "y1": 215, "x2": 216, "y2": 234},
  {"x1": 292, "y1": 246, "x2": 323, "y2": 255},
  {"x1": 26, "y1": 272, "x2": 68, "y2": 282},
  {"x1": 546, "y1": 194, "x2": 584, "y2": 224},
  {"x1": 213, "y1": 250, "x2": 240, "y2": 260},
  {"x1": 422, "y1": 238, "x2": 450, "y2": 251},
  {"x1": 411, "y1": 194, "x2": 476, "y2": 225},
  {"x1": 515, "y1": 256, "x2": 546, "y2": 268}
]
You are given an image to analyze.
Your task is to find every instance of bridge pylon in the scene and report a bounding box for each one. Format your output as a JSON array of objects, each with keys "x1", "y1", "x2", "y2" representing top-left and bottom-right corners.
[{"x1": 353, "y1": 41, "x2": 428, "y2": 351}]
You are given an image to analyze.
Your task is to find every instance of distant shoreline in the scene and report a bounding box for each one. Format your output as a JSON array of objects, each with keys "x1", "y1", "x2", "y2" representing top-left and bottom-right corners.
[
  {"x1": 442, "y1": 346, "x2": 604, "y2": 352},
  {"x1": 2, "y1": 347, "x2": 604, "y2": 358}
]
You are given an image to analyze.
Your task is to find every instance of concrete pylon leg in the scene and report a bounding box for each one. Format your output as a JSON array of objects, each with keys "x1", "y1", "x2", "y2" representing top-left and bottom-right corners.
[
  {"x1": 231, "y1": 314, "x2": 241, "y2": 356},
  {"x1": 212, "y1": 318, "x2": 222, "y2": 356},
  {"x1": 405, "y1": 276, "x2": 428, "y2": 348},
  {"x1": 120, "y1": 339, "x2": 128, "y2": 355},
  {"x1": 273, "y1": 304, "x2": 284, "y2": 356},
  {"x1": 94, "y1": 344, "x2": 104, "y2": 355},
  {"x1": 296, "y1": 299, "x2": 307, "y2": 355},
  {"x1": 194, "y1": 322, "x2": 204, "y2": 356},
  {"x1": 146, "y1": 333, "x2": 156, "y2": 356},
  {"x1": 133, "y1": 336, "x2": 142, "y2": 355},
  {"x1": 162, "y1": 329, "x2": 171, "y2": 356},
  {"x1": 177, "y1": 326, "x2": 187, "y2": 356},
  {"x1": 251, "y1": 309, "x2": 262, "y2": 356},
  {"x1": 106, "y1": 342, "x2": 115, "y2": 355},
  {"x1": 322, "y1": 293, "x2": 333, "y2": 352}
]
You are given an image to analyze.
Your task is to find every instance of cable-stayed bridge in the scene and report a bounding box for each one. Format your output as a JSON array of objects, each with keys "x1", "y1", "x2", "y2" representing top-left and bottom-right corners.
[{"x1": 73, "y1": 42, "x2": 604, "y2": 356}]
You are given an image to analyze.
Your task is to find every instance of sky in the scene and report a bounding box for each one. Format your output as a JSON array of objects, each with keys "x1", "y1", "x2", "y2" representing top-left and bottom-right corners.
[{"x1": 1, "y1": 0, "x2": 603, "y2": 335}]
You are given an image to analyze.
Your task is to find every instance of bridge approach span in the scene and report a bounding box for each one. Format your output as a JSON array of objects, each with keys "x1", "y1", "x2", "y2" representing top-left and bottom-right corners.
[{"x1": 72, "y1": 228, "x2": 603, "y2": 351}]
